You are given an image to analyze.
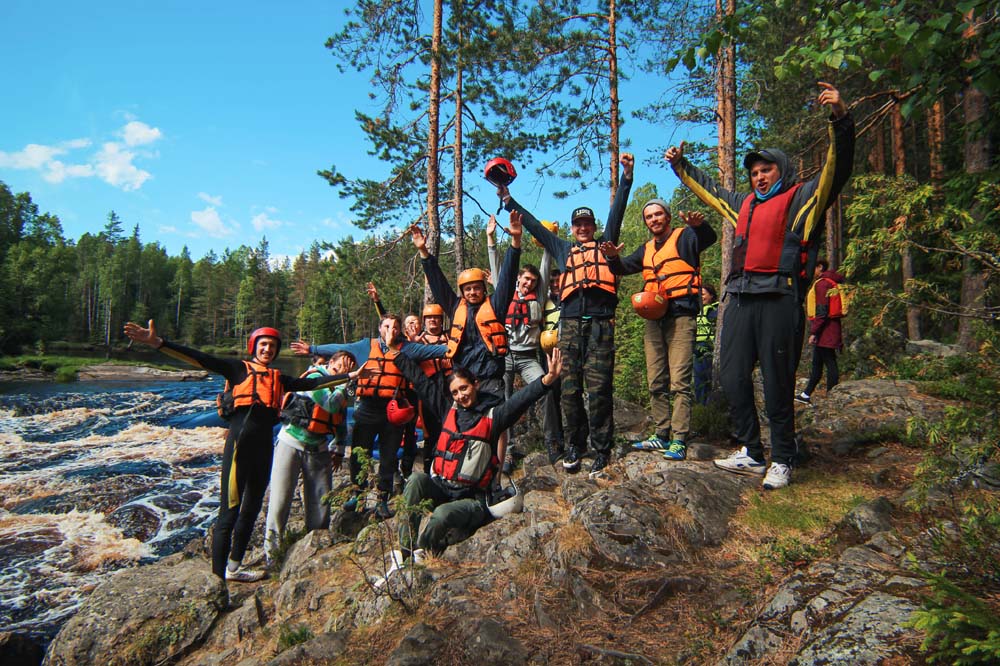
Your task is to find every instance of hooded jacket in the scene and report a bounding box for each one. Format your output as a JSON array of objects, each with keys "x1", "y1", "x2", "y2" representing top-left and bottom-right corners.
[
  {"x1": 808, "y1": 269, "x2": 845, "y2": 349},
  {"x1": 671, "y1": 114, "x2": 855, "y2": 301}
]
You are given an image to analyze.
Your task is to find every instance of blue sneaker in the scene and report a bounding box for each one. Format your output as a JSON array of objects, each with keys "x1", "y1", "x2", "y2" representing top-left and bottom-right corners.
[
  {"x1": 662, "y1": 440, "x2": 687, "y2": 460},
  {"x1": 343, "y1": 494, "x2": 359, "y2": 512},
  {"x1": 633, "y1": 435, "x2": 669, "y2": 451}
]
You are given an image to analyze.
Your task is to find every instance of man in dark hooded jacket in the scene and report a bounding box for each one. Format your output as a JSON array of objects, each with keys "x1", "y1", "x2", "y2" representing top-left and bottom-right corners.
[
  {"x1": 665, "y1": 82, "x2": 855, "y2": 490},
  {"x1": 797, "y1": 259, "x2": 845, "y2": 404}
]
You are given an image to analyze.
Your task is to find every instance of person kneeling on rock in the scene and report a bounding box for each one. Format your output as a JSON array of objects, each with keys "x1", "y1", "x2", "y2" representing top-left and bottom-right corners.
[{"x1": 392, "y1": 348, "x2": 563, "y2": 560}]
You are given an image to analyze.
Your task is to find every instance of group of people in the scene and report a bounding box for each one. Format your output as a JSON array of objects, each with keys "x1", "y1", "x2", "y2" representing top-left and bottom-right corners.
[{"x1": 123, "y1": 80, "x2": 854, "y2": 582}]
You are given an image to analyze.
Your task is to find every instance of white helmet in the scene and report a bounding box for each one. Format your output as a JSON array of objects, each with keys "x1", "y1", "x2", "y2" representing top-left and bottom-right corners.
[{"x1": 488, "y1": 479, "x2": 523, "y2": 518}]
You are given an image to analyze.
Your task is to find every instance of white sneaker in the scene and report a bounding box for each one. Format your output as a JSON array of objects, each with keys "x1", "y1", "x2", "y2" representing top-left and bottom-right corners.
[
  {"x1": 763, "y1": 462, "x2": 792, "y2": 490},
  {"x1": 713, "y1": 447, "x2": 767, "y2": 477},
  {"x1": 225, "y1": 565, "x2": 266, "y2": 583},
  {"x1": 794, "y1": 392, "x2": 812, "y2": 405}
]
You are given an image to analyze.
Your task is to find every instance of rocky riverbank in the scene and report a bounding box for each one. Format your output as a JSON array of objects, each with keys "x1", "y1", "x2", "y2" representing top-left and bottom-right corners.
[
  {"x1": 0, "y1": 363, "x2": 208, "y2": 383},
  {"x1": 21, "y1": 377, "x2": 998, "y2": 665}
]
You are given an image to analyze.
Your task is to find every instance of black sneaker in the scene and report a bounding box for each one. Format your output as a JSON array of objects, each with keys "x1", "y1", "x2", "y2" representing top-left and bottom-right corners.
[
  {"x1": 502, "y1": 449, "x2": 515, "y2": 475},
  {"x1": 562, "y1": 447, "x2": 582, "y2": 473},
  {"x1": 374, "y1": 501, "x2": 395, "y2": 520},
  {"x1": 589, "y1": 452, "x2": 610, "y2": 478},
  {"x1": 546, "y1": 440, "x2": 565, "y2": 465},
  {"x1": 795, "y1": 392, "x2": 812, "y2": 405}
]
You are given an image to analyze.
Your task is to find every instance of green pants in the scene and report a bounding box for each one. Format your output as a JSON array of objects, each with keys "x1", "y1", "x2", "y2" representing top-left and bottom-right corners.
[
  {"x1": 399, "y1": 472, "x2": 488, "y2": 555},
  {"x1": 644, "y1": 314, "x2": 696, "y2": 441}
]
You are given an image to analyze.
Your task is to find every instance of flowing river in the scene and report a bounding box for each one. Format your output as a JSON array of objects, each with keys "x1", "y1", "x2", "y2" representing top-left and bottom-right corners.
[{"x1": 0, "y1": 356, "x2": 313, "y2": 646}]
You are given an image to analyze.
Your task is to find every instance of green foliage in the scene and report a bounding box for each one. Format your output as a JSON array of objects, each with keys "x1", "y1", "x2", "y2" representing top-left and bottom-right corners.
[
  {"x1": 689, "y1": 400, "x2": 732, "y2": 440},
  {"x1": 759, "y1": 535, "x2": 832, "y2": 568},
  {"x1": 277, "y1": 623, "x2": 314, "y2": 651},
  {"x1": 909, "y1": 569, "x2": 1000, "y2": 666},
  {"x1": 267, "y1": 527, "x2": 305, "y2": 572}
]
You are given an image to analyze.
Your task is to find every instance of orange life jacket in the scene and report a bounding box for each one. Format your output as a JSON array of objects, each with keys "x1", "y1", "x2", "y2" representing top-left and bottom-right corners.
[
  {"x1": 560, "y1": 241, "x2": 618, "y2": 300},
  {"x1": 356, "y1": 338, "x2": 408, "y2": 399},
  {"x1": 505, "y1": 290, "x2": 538, "y2": 329},
  {"x1": 642, "y1": 227, "x2": 701, "y2": 300},
  {"x1": 432, "y1": 405, "x2": 497, "y2": 489},
  {"x1": 446, "y1": 299, "x2": 509, "y2": 359},
  {"x1": 280, "y1": 369, "x2": 345, "y2": 436},
  {"x1": 731, "y1": 184, "x2": 808, "y2": 278},
  {"x1": 217, "y1": 361, "x2": 283, "y2": 417},
  {"x1": 417, "y1": 331, "x2": 452, "y2": 377}
]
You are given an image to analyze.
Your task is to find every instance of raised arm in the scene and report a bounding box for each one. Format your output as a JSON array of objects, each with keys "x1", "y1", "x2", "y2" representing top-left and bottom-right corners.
[
  {"x1": 602, "y1": 153, "x2": 635, "y2": 243},
  {"x1": 667, "y1": 142, "x2": 746, "y2": 228}
]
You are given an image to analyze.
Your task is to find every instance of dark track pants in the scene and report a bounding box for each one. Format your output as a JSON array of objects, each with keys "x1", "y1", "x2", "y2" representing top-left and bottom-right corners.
[
  {"x1": 399, "y1": 472, "x2": 487, "y2": 556},
  {"x1": 213, "y1": 428, "x2": 273, "y2": 577},
  {"x1": 720, "y1": 292, "x2": 799, "y2": 465},
  {"x1": 805, "y1": 346, "x2": 839, "y2": 394}
]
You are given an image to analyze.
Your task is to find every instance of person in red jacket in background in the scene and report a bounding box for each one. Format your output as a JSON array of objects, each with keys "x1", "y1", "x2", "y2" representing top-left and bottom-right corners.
[{"x1": 797, "y1": 259, "x2": 845, "y2": 405}]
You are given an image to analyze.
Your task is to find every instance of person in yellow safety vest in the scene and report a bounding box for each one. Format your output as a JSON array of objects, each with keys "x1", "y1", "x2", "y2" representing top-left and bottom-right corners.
[
  {"x1": 602, "y1": 202, "x2": 717, "y2": 461},
  {"x1": 123, "y1": 321, "x2": 353, "y2": 583},
  {"x1": 694, "y1": 284, "x2": 718, "y2": 405}
]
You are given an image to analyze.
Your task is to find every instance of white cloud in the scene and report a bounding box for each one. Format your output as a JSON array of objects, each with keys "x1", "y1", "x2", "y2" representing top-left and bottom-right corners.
[
  {"x1": 198, "y1": 192, "x2": 223, "y2": 206},
  {"x1": 94, "y1": 142, "x2": 152, "y2": 191},
  {"x1": 44, "y1": 160, "x2": 95, "y2": 183},
  {"x1": 251, "y1": 212, "x2": 285, "y2": 232},
  {"x1": 121, "y1": 121, "x2": 162, "y2": 146},
  {"x1": 0, "y1": 143, "x2": 65, "y2": 169},
  {"x1": 191, "y1": 206, "x2": 234, "y2": 238}
]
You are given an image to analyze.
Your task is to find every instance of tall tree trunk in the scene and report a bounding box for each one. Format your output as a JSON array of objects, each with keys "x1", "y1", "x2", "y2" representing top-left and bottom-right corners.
[
  {"x1": 927, "y1": 100, "x2": 946, "y2": 184},
  {"x1": 453, "y1": 22, "x2": 466, "y2": 275},
  {"x1": 712, "y1": 0, "x2": 736, "y2": 393},
  {"x1": 607, "y1": 0, "x2": 620, "y2": 201},
  {"x1": 892, "y1": 99, "x2": 921, "y2": 341},
  {"x1": 958, "y1": 12, "x2": 989, "y2": 351},
  {"x1": 425, "y1": 0, "x2": 443, "y2": 258}
]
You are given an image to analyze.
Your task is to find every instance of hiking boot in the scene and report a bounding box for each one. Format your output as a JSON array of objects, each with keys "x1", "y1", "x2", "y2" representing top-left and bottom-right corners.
[
  {"x1": 562, "y1": 447, "x2": 582, "y2": 473},
  {"x1": 546, "y1": 440, "x2": 565, "y2": 465},
  {"x1": 662, "y1": 440, "x2": 687, "y2": 460},
  {"x1": 343, "y1": 494, "x2": 360, "y2": 512},
  {"x1": 633, "y1": 435, "x2": 669, "y2": 451},
  {"x1": 795, "y1": 392, "x2": 812, "y2": 405},
  {"x1": 763, "y1": 462, "x2": 792, "y2": 490},
  {"x1": 713, "y1": 447, "x2": 766, "y2": 477},
  {"x1": 588, "y1": 452, "x2": 610, "y2": 478},
  {"x1": 375, "y1": 500, "x2": 395, "y2": 520},
  {"x1": 225, "y1": 565, "x2": 265, "y2": 583}
]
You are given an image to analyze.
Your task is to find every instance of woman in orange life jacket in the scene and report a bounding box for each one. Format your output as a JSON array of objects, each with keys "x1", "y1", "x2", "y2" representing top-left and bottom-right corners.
[
  {"x1": 392, "y1": 347, "x2": 563, "y2": 559},
  {"x1": 290, "y1": 314, "x2": 447, "y2": 519},
  {"x1": 122, "y1": 320, "x2": 354, "y2": 582},
  {"x1": 665, "y1": 82, "x2": 855, "y2": 490}
]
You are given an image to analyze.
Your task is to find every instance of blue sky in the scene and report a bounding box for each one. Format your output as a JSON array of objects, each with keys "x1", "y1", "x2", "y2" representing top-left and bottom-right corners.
[{"x1": 0, "y1": 1, "x2": 708, "y2": 263}]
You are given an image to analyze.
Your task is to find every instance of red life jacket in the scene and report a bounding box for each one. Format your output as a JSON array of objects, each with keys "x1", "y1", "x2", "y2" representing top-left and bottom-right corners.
[
  {"x1": 280, "y1": 369, "x2": 345, "y2": 435},
  {"x1": 446, "y1": 299, "x2": 509, "y2": 359},
  {"x1": 432, "y1": 405, "x2": 497, "y2": 489},
  {"x1": 641, "y1": 227, "x2": 701, "y2": 300},
  {"x1": 560, "y1": 241, "x2": 618, "y2": 300},
  {"x1": 356, "y1": 338, "x2": 409, "y2": 399},
  {"x1": 416, "y1": 331, "x2": 452, "y2": 377},
  {"x1": 731, "y1": 184, "x2": 808, "y2": 278},
  {"x1": 505, "y1": 290, "x2": 538, "y2": 328}
]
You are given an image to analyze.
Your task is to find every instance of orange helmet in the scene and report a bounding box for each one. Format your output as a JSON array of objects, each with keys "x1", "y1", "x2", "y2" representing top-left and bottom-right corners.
[
  {"x1": 422, "y1": 303, "x2": 445, "y2": 319},
  {"x1": 540, "y1": 329, "x2": 559, "y2": 352},
  {"x1": 457, "y1": 268, "x2": 488, "y2": 289},
  {"x1": 631, "y1": 292, "x2": 667, "y2": 320},
  {"x1": 533, "y1": 220, "x2": 559, "y2": 248},
  {"x1": 484, "y1": 158, "x2": 517, "y2": 187},
  {"x1": 386, "y1": 397, "x2": 416, "y2": 426},
  {"x1": 247, "y1": 327, "x2": 282, "y2": 356}
]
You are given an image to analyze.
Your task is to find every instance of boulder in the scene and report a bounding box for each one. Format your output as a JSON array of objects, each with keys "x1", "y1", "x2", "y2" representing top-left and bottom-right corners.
[
  {"x1": 0, "y1": 632, "x2": 45, "y2": 666},
  {"x1": 387, "y1": 623, "x2": 446, "y2": 666},
  {"x1": 264, "y1": 631, "x2": 348, "y2": 666},
  {"x1": 43, "y1": 555, "x2": 225, "y2": 666},
  {"x1": 905, "y1": 339, "x2": 962, "y2": 358}
]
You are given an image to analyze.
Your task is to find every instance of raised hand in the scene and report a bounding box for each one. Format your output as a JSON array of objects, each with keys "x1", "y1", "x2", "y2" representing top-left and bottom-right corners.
[
  {"x1": 665, "y1": 142, "x2": 686, "y2": 166},
  {"x1": 680, "y1": 211, "x2": 704, "y2": 227},
  {"x1": 543, "y1": 347, "x2": 563, "y2": 385},
  {"x1": 817, "y1": 81, "x2": 847, "y2": 119},
  {"x1": 620, "y1": 152, "x2": 635, "y2": 180},
  {"x1": 290, "y1": 340, "x2": 312, "y2": 356},
  {"x1": 508, "y1": 210, "x2": 523, "y2": 247},
  {"x1": 599, "y1": 241, "x2": 624, "y2": 259},
  {"x1": 366, "y1": 282, "x2": 380, "y2": 302},
  {"x1": 487, "y1": 215, "x2": 498, "y2": 240},
  {"x1": 123, "y1": 319, "x2": 163, "y2": 348}
]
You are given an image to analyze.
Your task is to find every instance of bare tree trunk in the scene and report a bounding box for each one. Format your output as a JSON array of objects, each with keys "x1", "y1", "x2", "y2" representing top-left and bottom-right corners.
[
  {"x1": 607, "y1": 0, "x2": 620, "y2": 202},
  {"x1": 712, "y1": 0, "x2": 736, "y2": 393},
  {"x1": 892, "y1": 99, "x2": 922, "y2": 341},
  {"x1": 927, "y1": 100, "x2": 946, "y2": 184},
  {"x1": 425, "y1": 0, "x2": 443, "y2": 258},
  {"x1": 958, "y1": 11, "x2": 989, "y2": 352},
  {"x1": 867, "y1": 121, "x2": 886, "y2": 173},
  {"x1": 453, "y1": 23, "x2": 466, "y2": 275}
]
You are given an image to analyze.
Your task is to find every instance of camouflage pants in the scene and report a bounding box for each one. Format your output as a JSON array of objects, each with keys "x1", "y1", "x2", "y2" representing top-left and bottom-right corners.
[{"x1": 558, "y1": 317, "x2": 615, "y2": 455}]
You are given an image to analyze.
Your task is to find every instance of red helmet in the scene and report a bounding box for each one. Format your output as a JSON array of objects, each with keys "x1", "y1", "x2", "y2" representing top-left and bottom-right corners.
[
  {"x1": 247, "y1": 327, "x2": 282, "y2": 356},
  {"x1": 386, "y1": 397, "x2": 416, "y2": 426},
  {"x1": 484, "y1": 158, "x2": 517, "y2": 187},
  {"x1": 631, "y1": 292, "x2": 667, "y2": 320}
]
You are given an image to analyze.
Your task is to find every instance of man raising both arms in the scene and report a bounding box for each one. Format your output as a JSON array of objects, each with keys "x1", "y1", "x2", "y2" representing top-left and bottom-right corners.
[{"x1": 665, "y1": 82, "x2": 855, "y2": 489}]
